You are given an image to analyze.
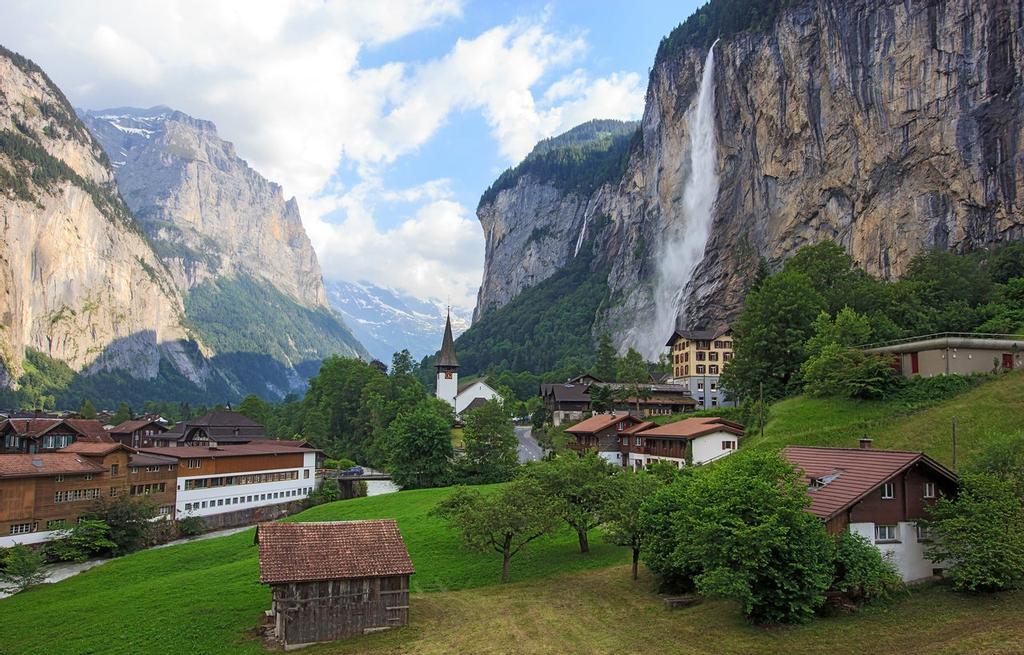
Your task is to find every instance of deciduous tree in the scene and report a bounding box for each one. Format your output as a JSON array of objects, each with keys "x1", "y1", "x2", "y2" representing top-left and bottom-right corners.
[
  {"x1": 523, "y1": 452, "x2": 615, "y2": 553},
  {"x1": 458, "y1": 400, "x2": 518, "y2": 483},
  {"x1": 0, "y1": 544, "x2": 46, "y2": 594},
  {"x1": 384, "y1": 397, "x2": 454, "y2": 489},
  {"x1": 602, "y1": 471, "x2": 662, "y2": 579},
  {"x1": 432, "y1": 480, "x2": 559, "y2": 583}
]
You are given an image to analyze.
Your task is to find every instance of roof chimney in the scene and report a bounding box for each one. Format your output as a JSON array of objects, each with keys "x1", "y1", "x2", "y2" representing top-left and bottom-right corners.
[{"x1": 859, "y1": 438, "x2": 873, "y2": 449}]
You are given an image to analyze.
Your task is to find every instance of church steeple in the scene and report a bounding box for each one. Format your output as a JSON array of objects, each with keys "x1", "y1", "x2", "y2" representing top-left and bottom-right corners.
[
  {"x1": 435, "y1": 310, "x2": 459, "y2": 370},
  {"x1": 435, "y1": 309, "x2": 459, "y2": 408}
]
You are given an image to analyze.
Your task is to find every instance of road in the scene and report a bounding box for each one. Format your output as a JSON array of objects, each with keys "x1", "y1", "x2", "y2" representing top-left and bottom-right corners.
[{"x1": 515, "y1": 425, "x2": 543, "y2": 463}]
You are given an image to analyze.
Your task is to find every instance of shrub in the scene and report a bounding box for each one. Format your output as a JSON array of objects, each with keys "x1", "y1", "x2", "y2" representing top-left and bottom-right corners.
[
  {"x1": 45, "y1": 519, "x2": 117, "y2": 562},
  {"x1": 801, "y1": 344, "x2": 898, "y2": 399},
  {"x1": 307, "y1": 481, "x2": 342, "y2": 505},
  {"x1": 176, "y1": 516, "x2": 206, "y2": 538},
  {"x1": 0, "y1": 544, "x2": 46, "y2": 594},
  {"x1": 926, "y1": 473, "x2": 1024, "y2": 592},
  {"x1": 889, "y1": 374, "x2": 987, "y2": 406},
  {"x1": 832, "y1": 531, "x2": 902, "y2": 604},
  {"x1": 83, "y1": 496, "x2": 157, "y2": 554},
  {"x1": 640, "y1": 451, "x2": 835, "y2": 623}
]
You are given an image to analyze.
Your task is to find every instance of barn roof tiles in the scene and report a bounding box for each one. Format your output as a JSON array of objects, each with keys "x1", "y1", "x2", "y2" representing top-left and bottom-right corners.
[{"x1": 257, "y1": 520, "x2": 415, "y2": 584}]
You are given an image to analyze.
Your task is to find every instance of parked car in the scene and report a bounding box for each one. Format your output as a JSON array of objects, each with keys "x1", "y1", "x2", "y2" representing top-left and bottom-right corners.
[{"x1": 340, "y1": 466, "x2": 364, "y2": 477}]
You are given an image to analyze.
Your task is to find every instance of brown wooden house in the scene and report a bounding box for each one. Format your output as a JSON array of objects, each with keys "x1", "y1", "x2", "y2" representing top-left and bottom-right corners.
[
  {"x1": 0, "y1": 441, "x2": 131, "y2": 546},
  {"x1": 783, "y1": 444, "x2": 958, "y2": 581},
  {"x1": 1, "y1": 418, "x2": 111, "y2": 454},
  {"x1": 108, "y1": 418, "x2": 169, "y2": 449},
  {"x1": 257, "y1": 520, "x2": 415, "y2": 648}
]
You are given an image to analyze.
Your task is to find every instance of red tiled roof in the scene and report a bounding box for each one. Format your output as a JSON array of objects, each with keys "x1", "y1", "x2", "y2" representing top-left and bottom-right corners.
[
  {"x1": 59, "y1": 441, "x2": 126, "y2": 455},
  {"x1": 1, "y1": 418, "x2": 111, "y2": 441},
  {"x1": 0, "y1": 453, "x2": 105, "y2": 478},
  {"x1": 782, "y1": 446, "x2": 957, "y2": 520},
  {"x1": 638, "y1": 416, "x2": 744, "y2": 439},
  {"x1": 619, "y1": 421, "x2": 656, "y2": 435},
  {"x1": 64, "y1": 419, "x2": 113, "y2": 441},
  {"x1": 109, "y1": 419, "x2": 166, "y2": 434},
  {"x1": 258, "y1": 520, "x2": 415, "y2": 584},
  {"x1": 129, "y1": 452, "x2": 178, "y2": 467},
  {"x1": 564, "y1": 412, "x2": 636, "y2": 435},
  {"x1": 137, "y1": 442, "x2": 317, "y2": 459}
]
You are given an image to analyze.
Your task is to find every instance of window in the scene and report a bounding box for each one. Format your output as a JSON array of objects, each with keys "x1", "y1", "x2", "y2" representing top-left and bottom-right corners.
[
  {"x1": 55, "y1": 475, "x2": 64, "y2": 483},
  {"x1": 696, "y1": 352, "x2": 706, "y2": 361},
  {"x1": 84, "y1": 473, "x2": 93, "y2": 481},
  {"x1": 217, "y1": 499, "x2": 224, "y2": 506},
  {"x1": 697, "y1": 382, "x2": 704, "y2": 391},
  {"x1": 159, "y1": 506, "x2": 172, "y2": 516},
  {"x1": 46, "y1": 519, "x2": 66, "y2": 530},
  {"x1": 917, "y1": 525, "x2": 934, "y2": 542},
  {"x1": 167, "y1": 465, "x2": 175, "y2": 472},
  {"x1": 130, "y1": 467, "x2": 139, "y2": 474},
  {"x1": 709, "y1": 352, "x2": 719, "y2": 361},
  {"x1": 10, "y1": 522, "x2": 37, "y2": 535},
  {"x1": 710, "y1": 382, "x2": 717, "y2": 390},
  {"x1": 721, "y1": 440, "x2": 736, "y2": 450},
  {"x1": 110, "y1": 464, "x2": 119, "y2": 476},
  {"x1": 247, "y1": 495, "x2": 253, "y2": 502},
  {"x1": 54, "y1": 488, "x2": 101, "y2": 503},
  {"x1": 634, "y1": 437, "x2": 642, "y2": 446},
  {"x1": 109, "y1": 487, "x2": 118, "y2": 497},
  {"x1": 185, "y1": 503, "x2": 192, "y2": 511},
  {"x1": 201, "y1": 501, "x2": 207, "y2": 508},
  {"x1": 923, "y1": 482, "x2": 936, "y2": 499},
  {"x1": 723, "y1": 352, "x2": 733, "y2": 361},
  {"x1": 303, "y1": 469, "x2": 310, "y2": 479},
  {"x1": 709, "y1": 365, "x2": 719, "y2": 374},
  {"x1": 145, "y1": 465, "x2": 160, "y2": 473},
  {"x1": 881, "y1": 482, "x2": 895, "y2": 499},
  {"x1": 696, "y1": 365, "x2": 706, "y2": 374},
  {"x1": 714, "y1": 340, "x2": 724, "y2": 348},
  {"x1": 875, "y1": 525, "x2": 898, "y2": 542},
  {"x1": 187, "y1": 459, "x2": 202, "y2": 469}
]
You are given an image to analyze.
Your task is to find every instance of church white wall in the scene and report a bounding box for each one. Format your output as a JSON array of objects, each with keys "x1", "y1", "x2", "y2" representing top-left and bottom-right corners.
[
  {"x1": 454, "y1": 381, "x2": 500, "y2": 414},
  {"x1": 436, "y1": 371, "x2": 459, "y2": 408}
]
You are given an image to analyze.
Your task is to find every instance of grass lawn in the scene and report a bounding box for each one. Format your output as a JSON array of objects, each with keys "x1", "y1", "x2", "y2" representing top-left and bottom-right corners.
[
  {"x1": 318, "y1": 566, "x2": 1024, "y2": 655},
  {"x1": 0, "y1": 487, "x2": 626, "y2": 655},
  {"x1": 745, "y1": 370, "x2": 1024, "y2": 467}
]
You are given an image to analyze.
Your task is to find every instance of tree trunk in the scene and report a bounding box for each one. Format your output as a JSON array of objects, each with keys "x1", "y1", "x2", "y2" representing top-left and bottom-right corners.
[
  {"x1": 501, "y1": 547, "x2": 511, "y2": 583},
  {"x1": 577, "y1": 529, "x2": 590, "y2": 553},
  {"x1": 632, "y1": 548, "x2": 640, "y2": 580}
]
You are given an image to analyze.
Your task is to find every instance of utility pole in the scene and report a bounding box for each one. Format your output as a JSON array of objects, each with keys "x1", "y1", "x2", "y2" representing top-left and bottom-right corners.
[{"x1": 952, "y1": 416, "x2": 958, "y2": 473}]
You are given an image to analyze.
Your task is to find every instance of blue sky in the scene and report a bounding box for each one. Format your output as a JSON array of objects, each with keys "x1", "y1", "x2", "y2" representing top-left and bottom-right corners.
[{"x1": 0, "y1": 0, "x2": 703, "y2": 307}]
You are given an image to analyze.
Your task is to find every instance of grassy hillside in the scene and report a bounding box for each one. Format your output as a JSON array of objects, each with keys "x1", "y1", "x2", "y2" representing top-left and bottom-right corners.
[
  {"x1": 0, "y1": 487, "x2": 626, "y2": 655},
  {"x1": 746, "y1": 370, "x2": 1024, "y2": 467}
]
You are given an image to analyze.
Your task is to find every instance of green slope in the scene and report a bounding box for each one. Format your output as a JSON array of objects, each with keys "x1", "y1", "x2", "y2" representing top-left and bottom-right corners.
[
  {"x1": 0, "y1": 486, "x2": 626, "y2": 655},
  {"x1": 745, "y1": 370, "x2": 1024, "y2": 467}
]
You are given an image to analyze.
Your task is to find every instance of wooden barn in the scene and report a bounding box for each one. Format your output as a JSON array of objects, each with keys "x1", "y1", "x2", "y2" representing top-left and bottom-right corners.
[{"x1": 257, "y1": 520, "x2": 414, "y2": 649}]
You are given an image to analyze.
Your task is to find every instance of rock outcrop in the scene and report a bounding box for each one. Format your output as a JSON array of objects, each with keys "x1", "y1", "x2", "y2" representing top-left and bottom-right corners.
[
  {"x1": 472, "y1": 0, "x2": 1024, "y2": 358},
  {"x1": 80, "y1": 107, "x2": 329, "y2": 309},
  {"x1": 0, "y1": 48, "x2": 207, "y2": 386}
]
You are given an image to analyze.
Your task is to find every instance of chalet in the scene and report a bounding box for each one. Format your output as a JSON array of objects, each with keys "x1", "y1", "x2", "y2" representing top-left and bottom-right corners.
[
  {"x1": 0, "y1": 418, "x2": 111, "y2": 454},
  {"x1": 108, "y1": 418, "x2": 169, "y2": 449},
  {"x1": 619, "y1": 416, "x2": 743, "y2": 470},
  {"x1": 157, "y1": 411, "x2": 268, "y2": 447},
  {"x1": 665, "y1": 326, "x2": 736, "y2": 408},
  {"x1": 783, "y1": 444, "x2": 958, "y2": 581},
  {"x1": 541, "y1": 380, "x2": 697, "y2": 426},
  {"x1": 258, "y1": 520, "x2": 414, "y2": 648},
  {"x1": 138, "y1": 441, "x2": 318, "y2": 520},
  {"x1": 565, "y1": 412, "x2": 646, "y2": 465},
  {"x1": 0, "y1": 441, "x2": 131, "y2": 547},
  {"x1": 863, "y1": 332, "x2": 1024, "y2": 377}
]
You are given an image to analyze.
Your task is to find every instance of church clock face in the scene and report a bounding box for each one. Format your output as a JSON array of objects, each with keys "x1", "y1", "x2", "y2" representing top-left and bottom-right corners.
[{"x1": 444, "y1": 372, "x2": 453, "y2": 379}]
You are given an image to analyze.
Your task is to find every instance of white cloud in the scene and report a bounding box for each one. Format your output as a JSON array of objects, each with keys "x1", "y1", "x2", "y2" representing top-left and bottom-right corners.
[{"x1": 0, "y1": 1, "x2": 645, "y2": 309}]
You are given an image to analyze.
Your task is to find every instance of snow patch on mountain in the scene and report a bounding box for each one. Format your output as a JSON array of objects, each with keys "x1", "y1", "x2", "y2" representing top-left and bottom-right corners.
[{"x1": 325, "y1": 279, "x2": 470, "y2": 362}]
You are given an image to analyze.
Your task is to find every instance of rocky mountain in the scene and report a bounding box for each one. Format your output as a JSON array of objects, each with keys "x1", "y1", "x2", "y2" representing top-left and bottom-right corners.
[
  {"x1": 325, "y1": 279, "x2": 470, "y2": 362},
  {"x1": 79, "y1": 105, "x2": 367, "y2": 396},
  {"x1": 472, "y1": 0, "x2": 1024, "y2": 360},
  {"x1": 0, "y1": 47, "x2": 366, "y2": 406},
  {"x1": 0, "y1": 46, "x2": 209, "y2": 393}
]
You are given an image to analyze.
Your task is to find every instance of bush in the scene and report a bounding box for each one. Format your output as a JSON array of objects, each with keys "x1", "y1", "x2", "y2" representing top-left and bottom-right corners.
[
  {"x1": 889, "y1": 374, "x2": 987, "y2": 406},
  {"x1": 802, "y1": 345, "x2": 899, "y2": 399},
  {"x1": 83, "y1": 496, "x2": 158, "y2": 554},
  {"x1": 307, "y1": 481, "x2": 342, "y2": 505},
  {"x1": 926, "y1": 473, "x2": 1024, "y2": 592},
  {"x1": 176, "y1": 516, "x2": 206, "y2": 538},
  {"x1": 0, "y1": 544, "x2": 46, "y2": 594},
  {"x1": 640, "y1": 451, "x2": 835, "y2": 623},
  {"x1": 832, "y1": 531, "x2": 902, "y2": 604},
  {"x1": 45, "y1": 519, "x2": 117, "y2": 562}
]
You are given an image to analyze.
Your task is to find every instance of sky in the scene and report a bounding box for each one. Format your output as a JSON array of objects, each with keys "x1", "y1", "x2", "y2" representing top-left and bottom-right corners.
[{"x1": 0, "y1": 0, "x2": 702, "y2": 308}]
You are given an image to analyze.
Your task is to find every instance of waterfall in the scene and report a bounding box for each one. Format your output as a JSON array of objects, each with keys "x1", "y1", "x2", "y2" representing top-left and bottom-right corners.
[{"x1": 639, "y1": 40, "x2": 719, "y2": 360}]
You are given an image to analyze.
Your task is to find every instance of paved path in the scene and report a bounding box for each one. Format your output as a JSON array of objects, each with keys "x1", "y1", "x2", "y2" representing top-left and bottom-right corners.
[{"x1": 516, "y1": 426, "x2": 543, "y2": 463}]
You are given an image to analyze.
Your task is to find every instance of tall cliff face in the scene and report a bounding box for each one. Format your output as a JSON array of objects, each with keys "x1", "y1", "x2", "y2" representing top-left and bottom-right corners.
[
  {"x1": 80, "y1": 107, "x2": 328, "y2": 308},
  {"x1": 0, "y1": 48, "x2": 207, "y2": 387},
  {"x1": 473, "y1": 0, "x2": 1024, "y2": 359}
]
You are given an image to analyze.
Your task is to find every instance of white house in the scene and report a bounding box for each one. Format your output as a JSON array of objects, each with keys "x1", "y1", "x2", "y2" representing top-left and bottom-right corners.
[
  {"x1": 434, "y1": 311, "x2": 500, "y2": 416},
  {"x1": 622, "y1": 416, "x2": 743, "y2": 470}
]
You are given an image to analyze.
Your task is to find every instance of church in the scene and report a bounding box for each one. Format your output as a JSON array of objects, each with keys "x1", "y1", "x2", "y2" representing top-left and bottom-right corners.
[{"x1": 435, "y1": 311, "x2": 501, "y2": 415}]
